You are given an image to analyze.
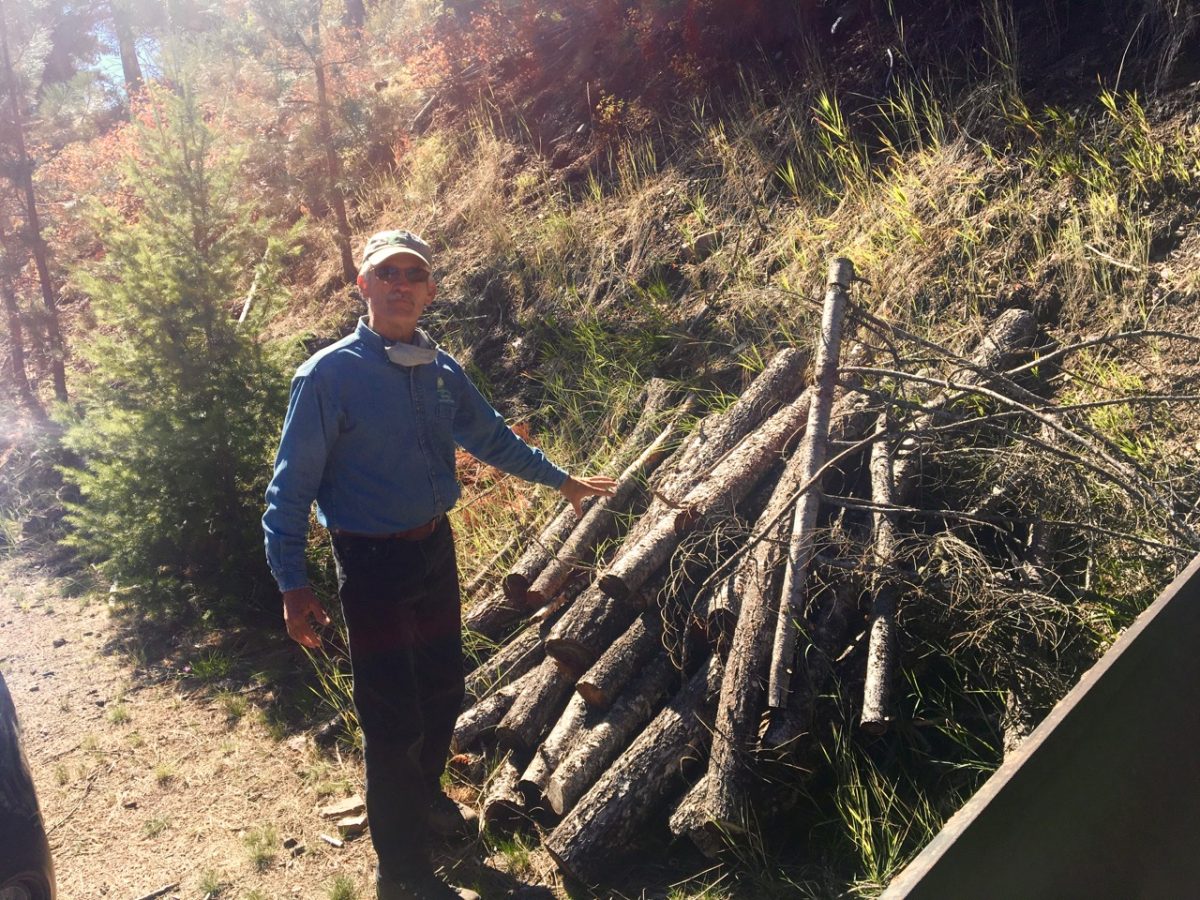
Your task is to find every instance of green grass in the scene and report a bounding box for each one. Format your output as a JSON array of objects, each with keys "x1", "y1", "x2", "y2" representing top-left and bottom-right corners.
[
  {"x1": 198, "y1": 869, "x2": 225, "y2": 895},
  {"x1": 243, "y1": 823, "x2": 279, "y2": 871},
  {"x1": 327, "y1": 875, "x2": 358, "y2": 900},
  {"x1": 142, "y1": 817, "x2": 170, "y2": 838},
  {"x1": 190, "y1": 649, "x2": 233, "y2": 681}
]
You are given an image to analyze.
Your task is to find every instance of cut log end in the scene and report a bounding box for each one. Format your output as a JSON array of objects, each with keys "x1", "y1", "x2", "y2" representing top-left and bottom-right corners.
[
  {"x1": 574, "y1": 681, "x2": 609, "y2": 710},
  {"x1": 502, "y1": 573, "x2": 531, "y2": 605},
  {"x1": 543, "y1": 638, "x2": 596, "y2": 680},
  {"x1": 597, "y1": 573, "x2": 631, "y2": 603}
]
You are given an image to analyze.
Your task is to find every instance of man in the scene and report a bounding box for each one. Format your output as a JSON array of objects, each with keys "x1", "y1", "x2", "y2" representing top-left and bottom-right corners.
[{"x1": 263, "y1": 229, "x2": 616, "y2": 899}]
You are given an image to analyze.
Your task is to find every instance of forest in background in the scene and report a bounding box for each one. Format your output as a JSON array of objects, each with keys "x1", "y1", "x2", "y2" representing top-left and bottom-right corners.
[{"x1": 2, "y1": 0, "x2": 1199, "y2": 895}]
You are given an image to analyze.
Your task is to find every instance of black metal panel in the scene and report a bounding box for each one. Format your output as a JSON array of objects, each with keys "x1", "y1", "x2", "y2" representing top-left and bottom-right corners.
[{"x1": 884, "y1": 553, "x2": 1200, "y2": 900}]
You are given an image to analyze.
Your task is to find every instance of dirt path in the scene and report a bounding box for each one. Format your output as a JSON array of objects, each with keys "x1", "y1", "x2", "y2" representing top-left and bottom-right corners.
[{"x1": 0, "y1": 558, "x2": 394, "y2": 899}]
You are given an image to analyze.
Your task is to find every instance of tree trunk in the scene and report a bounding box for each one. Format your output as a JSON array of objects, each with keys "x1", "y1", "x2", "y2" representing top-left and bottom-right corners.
[
  {"x1": 0, "y1": 0, "x2": 67, "y2": 402},
  {"x1": 768, "y1": 259, "x2": 854, "y2": 709},
  {"x1": 309, "y1": 23, "x2": 356, "y2": 285},
  {"x1": 698, "y1": 430, "x2": 813, "y2": 836},
  {"x1": 667, "y1": 775, "x2": 726, "y2": 858},
  {"x1": 462, "y1": 586, "x2": 526, "y2": 644},
  {"x1": 503, "y1": 501, "x2": 581, "y2": 604},
  {"x1": 545, "y1": 652, "x2": 680, "y2": 817},
  {"x1": 544, "y1": 654, "x2": 722, "y2": 883},
  {"x1": 495, "y1": 656, "x2": 575, "y2": 757},
  {"x1": 543, "y1": 585, "x2": 638, "y2": 678},
  {"x1": 108, "y1": 0, "x2": 143, "y2": 97},
  {"x1": 504, "y1": 380, "x2": 680, "y2": 605},
  {"x1": 525, "y1": 417, "x2": 678, "y2": 607},
  {"x1": 575, "y1": 609, "x2": 663, "y2": 709},
  {"x1": 464, "y1": 604, "x2": 562, "y2": 701},
  {"x1": 599, "y1": 386, "x2": 813, "y2": 604},
  {"x1": 860, "y1": 412, "x2": 900, "y2": 734},
  {"x1": 481, "y1": 757, "x2": 525, "y2": 829},
  {"x1": 451, "y1": 666, "x2": 540, "y2": 753},
  {"x1": 463, "y1": 531, "x2": 521, "y2": 600},
  {"x1": 0, "y1": 226, "x2": 43, "y2": 419},
  {"x1": 518, "y1": 692, "x2": 590, "y2": 805}
]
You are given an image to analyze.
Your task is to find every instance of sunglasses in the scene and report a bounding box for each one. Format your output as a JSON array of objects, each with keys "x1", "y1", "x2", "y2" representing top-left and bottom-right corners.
[{"x1": 373, "y1": 264, "x2": 430, "y2": 284}]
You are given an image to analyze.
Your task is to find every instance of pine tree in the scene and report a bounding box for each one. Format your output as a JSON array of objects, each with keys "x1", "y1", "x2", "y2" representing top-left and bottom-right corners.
[{"x1": 61, "y1": 80, "x2": 291, "y2": 614}]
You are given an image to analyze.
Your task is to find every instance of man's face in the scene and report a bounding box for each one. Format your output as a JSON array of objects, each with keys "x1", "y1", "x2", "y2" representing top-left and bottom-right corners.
[{"x1": 358, "y1": 254, "x2": 437, "y2": 341}]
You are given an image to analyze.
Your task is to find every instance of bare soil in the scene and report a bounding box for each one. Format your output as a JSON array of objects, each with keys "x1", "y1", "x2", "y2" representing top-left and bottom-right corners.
[{"x1": 0, "y1": 558, "x2": 561, "y2": 900}]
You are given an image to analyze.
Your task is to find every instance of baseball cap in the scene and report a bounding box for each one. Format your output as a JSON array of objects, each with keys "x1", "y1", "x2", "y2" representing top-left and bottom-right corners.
[{"x1": 359, "y1": 230, "x2": 433, "y2": 276}]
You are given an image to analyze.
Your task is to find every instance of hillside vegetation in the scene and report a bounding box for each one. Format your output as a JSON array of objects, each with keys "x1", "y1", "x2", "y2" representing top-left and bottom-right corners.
[{"x1": 2, "y1": 0, "x2": 1199, "y2": 895}]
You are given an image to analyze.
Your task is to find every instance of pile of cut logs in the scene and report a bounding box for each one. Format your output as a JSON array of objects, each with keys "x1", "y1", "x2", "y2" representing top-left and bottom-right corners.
[{"x1": 450, "y1": 258, "x2": 1197, "y2": 884}]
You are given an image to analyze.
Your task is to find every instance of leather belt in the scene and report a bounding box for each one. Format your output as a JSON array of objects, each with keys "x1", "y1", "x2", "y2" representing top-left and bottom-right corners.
[{"x1": 335, "y1": 515, "x2": 443, "y2": 542}]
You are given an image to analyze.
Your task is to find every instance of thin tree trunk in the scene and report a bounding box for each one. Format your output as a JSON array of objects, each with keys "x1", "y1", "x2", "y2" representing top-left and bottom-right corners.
[
  {"x1": 545, "y1": 652, "x2": 680, "y2": 817},
  {"x1": 504, "y1": 380, "x2": 680, "y2": 604},
  {"x1": 518, "y1": 692, "x2": 590, "y2": 805},
  {"x1": 767, "y1": 259, "x2": 855, "y2": 709},
  {"x1": 0, "y1": 0, "x2": 67, "y2": 401},
  {"x1": 494, "y1": 656, "x2": 575, "y2": 756},
  {"x1": 309, "y1": 23, "x2": 356, "y2": 285},
  {"x1": 108, "y1": 0, "x2": 143, "y2": 97},
  {"x1": 0, "y1": 225, "x2": 43, "y2": 419},
  {"x1": 544, "y1": 654, "x2": 722, "y2": 883},
  {"x1": 543, "y1": 585, "x2": 637, "y2": 678},
  {"x1": 860, "y1": 412, "x2": 900, "y2": 733},
  {"x1": 451, "y1": 666, "x2": 540, "y2": 753},
  {"x1": 462, "y1": 585, "x2": 526, "y2": 643},
  {"x1": 574, "y1": 609, "x2": 663, "y2": 709},
  {"x1": 599, "y1": 385, "x2": 813, "y2": 604},
  {"x1": 699, "y1": 436, "x2": 813, "y2": 836},
  {"x1": 481, "y1": 757, "x2": 525, "y2": 828},
  {"x1": 525, "y1": 417, "x2": 678, "y2": 607}
]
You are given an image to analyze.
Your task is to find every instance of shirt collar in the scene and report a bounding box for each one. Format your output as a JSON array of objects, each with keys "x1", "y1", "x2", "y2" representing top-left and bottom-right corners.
[{"x1": 356, "y1": 317, "x2": 439, "y2": 366}]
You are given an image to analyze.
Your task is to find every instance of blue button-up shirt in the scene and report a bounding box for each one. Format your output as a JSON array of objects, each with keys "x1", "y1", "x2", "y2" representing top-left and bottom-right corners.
[{"x1": 263, "y1": 319, "x2": 567, "y2": 592}]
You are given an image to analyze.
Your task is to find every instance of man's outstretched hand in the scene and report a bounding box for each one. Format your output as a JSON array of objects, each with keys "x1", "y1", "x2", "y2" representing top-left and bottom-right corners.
[
  {"x1": 559, "y1": 474, "x2": 619, "y2": 518},
  {"x1": 282, "y1": 587, "x2": 332, "y2": 649}
]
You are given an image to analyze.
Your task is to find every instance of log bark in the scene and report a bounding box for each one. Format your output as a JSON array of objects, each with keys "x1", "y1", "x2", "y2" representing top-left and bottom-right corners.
[
  {"x1": 544, "y1": 654, "x2": 722, "y2": 883},
  {"x1": 768, "y1": 259, "x2": 854, "y2": 709},
  {"x1": 503, "y1": 502, "x2": 581, "y2": 605},
  {"x1": 860, "y1": 413, "x2": 901, "y2": 734},
  {"x1": 543, "y1": 585, "x2": 640, "y2": 678},
  {"x1": 762, "y1": 573, "x2": 861, "y2": 749},
  {"x1": 667, "y1": 775, "x2": 725, "y2": 858},
  {"x1": 503, "y1": 378, "x2": 680, "y2": 604},
  {"x1": 604, "y1": 349, "x2": 808, "y2": 574},
  {"x1": 495, "y1": 657, "x2": 575, "y2": 756},
  {"x1": 546, "y1": 653, "x2": 680, "y2": 817},
  {"x1": 518, "y1": 693, "x2": 590, "y2": 804},
  {"x1": 464, "y1": 607, "x2": 563, "y2": 701},
  {"x1": 451, "y1": 666, "x2": 540, "y2": 753},
  {"x1": 525, "y1": 417, "x2": 679, "y2": 608},
  {"x1": 575, "y1": 610, "x2": 664, "y2": 710},
  {"x1": 463, "y1": 531, "x2": 521, "y2": 599},
  {"x1": 658, "y1": 348, "x2": 808, "y2": 502},
  {"x1": 698, "y1": 430, "x2": 813, "y2": 836},
  {"x1": 462, "y1": 586, "x2": 526, "y2": 644},
  {"x1": 599, "y1": 386, "x2": 813, "y2": 604},
  {"x1": 481, "y1": 757, "x2": 525, "y2": 829}
]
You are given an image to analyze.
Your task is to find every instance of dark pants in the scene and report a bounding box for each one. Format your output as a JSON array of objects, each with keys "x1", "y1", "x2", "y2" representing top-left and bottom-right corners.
[{"x1": 332, "y1": 517, "x2": 465, "y2": 878}]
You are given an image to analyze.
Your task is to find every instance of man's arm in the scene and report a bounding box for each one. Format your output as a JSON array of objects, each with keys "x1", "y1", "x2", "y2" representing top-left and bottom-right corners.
[
  {"x1": 263, "y1": 372, "x2": 340, "y2": 645},
  {"x1": 448, "y1": 360, "x2": 617, "y2": 506}
]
